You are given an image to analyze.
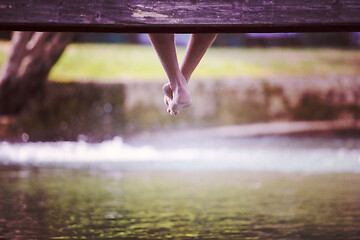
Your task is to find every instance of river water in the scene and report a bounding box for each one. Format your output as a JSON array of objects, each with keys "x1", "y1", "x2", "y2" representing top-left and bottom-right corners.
[{"x1": 0, "y1": 135, "x2": 360, "y2": 239}]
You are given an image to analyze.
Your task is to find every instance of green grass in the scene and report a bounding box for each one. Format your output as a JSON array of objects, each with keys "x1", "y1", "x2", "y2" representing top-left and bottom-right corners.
[{"x1": 0, "y1": 41, "x2": 359, "y2": 82}]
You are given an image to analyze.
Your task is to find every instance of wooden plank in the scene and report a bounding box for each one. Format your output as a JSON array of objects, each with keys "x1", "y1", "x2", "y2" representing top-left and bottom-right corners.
[{"x1": 0, "y1": 0, "x2": 359, "y2": 33}]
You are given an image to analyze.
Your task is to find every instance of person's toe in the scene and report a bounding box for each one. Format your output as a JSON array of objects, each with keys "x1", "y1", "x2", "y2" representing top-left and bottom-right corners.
[{"x1": 164, "y1": 95, "x2": 170, "y2": 106}]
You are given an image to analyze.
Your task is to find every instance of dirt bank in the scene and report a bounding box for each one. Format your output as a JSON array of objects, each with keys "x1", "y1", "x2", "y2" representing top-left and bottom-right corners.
[{"x1": 1, "y1": 76, "x2": 360, "y2": 142}]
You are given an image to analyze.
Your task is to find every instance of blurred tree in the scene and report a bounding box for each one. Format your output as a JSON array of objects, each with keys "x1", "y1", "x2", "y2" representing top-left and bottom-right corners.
[{"x1": 0, "y1": 32, "x2": 74, "y2": 115}]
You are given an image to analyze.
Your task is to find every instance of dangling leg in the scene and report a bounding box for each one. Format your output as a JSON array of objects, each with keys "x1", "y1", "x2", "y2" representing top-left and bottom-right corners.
[
  {"x1": 181, "y1": 33, "x2": 218, "y2": 81},
  {"x1": 148, "y1": 34, "x2": 191, "y2": 115},
  {"x1": 163, "y1": 34, "x2": 218, "y2": 102}
]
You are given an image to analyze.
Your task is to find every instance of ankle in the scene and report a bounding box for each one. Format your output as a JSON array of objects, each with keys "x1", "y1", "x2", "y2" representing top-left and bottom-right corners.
[
  {"x1": 169, "y1": 73, "x2": 187, "y2": 90},
  {"x1": 181, "y1": 69, "x2": 191, "y2": 83}
]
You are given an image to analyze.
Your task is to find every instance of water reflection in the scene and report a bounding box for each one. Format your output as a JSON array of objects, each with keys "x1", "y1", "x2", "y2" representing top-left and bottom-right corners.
[
  {"x1": 1, "y1": 136, "x2": 360, "y2": 239},
  {"x1": 0, "y1": 167, "x2": 359, "y2": 239}
]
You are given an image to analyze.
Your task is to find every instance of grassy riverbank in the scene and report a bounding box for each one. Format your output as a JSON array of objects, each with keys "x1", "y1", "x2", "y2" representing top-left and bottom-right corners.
[
  {"x1": 1, "y1": 41, "x2": 360, "y2": 141},
  {"x1": 0, "y1": 41, "x2": 359, "y2": 82}
]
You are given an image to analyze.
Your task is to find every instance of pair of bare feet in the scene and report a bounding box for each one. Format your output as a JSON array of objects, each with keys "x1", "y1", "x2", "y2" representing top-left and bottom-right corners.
[
  {"x1": 162, "y1": 76, "x2": 191, "y2": 115},
  {"x1": 148, "y1": 33, "x2": 218, "y2": 115}
]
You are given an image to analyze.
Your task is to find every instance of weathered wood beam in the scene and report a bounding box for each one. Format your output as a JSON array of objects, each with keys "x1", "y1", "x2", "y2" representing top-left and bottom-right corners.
[{"x1": 0, "y1": 0, "x2": 360, "y2": 33}]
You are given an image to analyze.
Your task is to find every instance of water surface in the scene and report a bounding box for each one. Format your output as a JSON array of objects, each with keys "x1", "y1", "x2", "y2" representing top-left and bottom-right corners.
[{"x1": 1, "y1": 136, "x2": 360, "y2": 239}]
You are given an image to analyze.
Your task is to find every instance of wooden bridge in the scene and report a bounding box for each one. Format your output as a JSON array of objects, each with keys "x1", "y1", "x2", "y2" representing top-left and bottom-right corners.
[{"x1": 0, "y1": 0, "x2": 359, "y2": 33}]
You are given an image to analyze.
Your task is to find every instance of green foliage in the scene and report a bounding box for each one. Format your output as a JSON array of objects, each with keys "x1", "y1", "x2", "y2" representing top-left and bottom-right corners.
[
  {"x1": 293, "y1": 93, "x2": 341, "y2": 120},
  {"x1": 13, "y1": 82, "x2": 126, "y2": 141}
]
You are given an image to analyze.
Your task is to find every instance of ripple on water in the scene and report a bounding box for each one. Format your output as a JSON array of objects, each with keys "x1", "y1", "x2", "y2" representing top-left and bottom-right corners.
[
  {"x1": 0, "y1": 136, "x2": 360, "y2": 173},
  {"x1": 0, "y1": 168, "x2": 360, "y2": 239}
]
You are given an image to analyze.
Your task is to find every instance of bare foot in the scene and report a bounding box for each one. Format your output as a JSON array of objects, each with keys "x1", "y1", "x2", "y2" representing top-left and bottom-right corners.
[
  {"x1": 162, "y1": 83, "x2": 178, "y2": 114},
  {"x1": 163, "y1": 83, "x2": 177, "y2": 114},
  {"x1": 170, "y1": 87, "x2": 191, "y2": 115},
  {"x1": 162, "y1": 82, "x2": 173, "y2": 99},
  {"x1": 163, "y1": 96, "x2": 178, "y2": 115},
  {"x1": 162, "y1": 76, "x2": 191, "y2": 115}
]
